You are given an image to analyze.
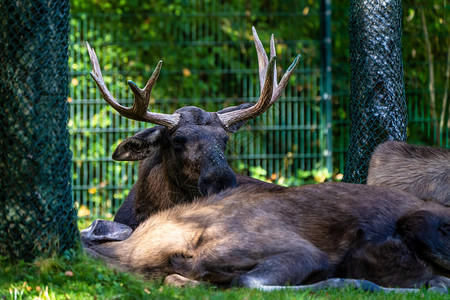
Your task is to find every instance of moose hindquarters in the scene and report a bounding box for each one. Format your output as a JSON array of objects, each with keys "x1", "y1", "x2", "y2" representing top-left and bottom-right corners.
[{"x1": 397, "y1": 210, "x2": 450, "y2": 275}]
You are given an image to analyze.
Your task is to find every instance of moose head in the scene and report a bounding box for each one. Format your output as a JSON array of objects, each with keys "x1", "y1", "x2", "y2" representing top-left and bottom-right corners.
[{"x1": 86, "y1": 27, "x2": 300, "y2": 225}]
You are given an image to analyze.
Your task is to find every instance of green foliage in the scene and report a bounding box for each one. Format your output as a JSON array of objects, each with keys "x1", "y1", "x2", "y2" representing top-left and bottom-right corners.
[
  {"x1": 69, "y1": 0, "x2": 449, "y2": 219},
  {"x1": 400, "y1": 1, "x2": 449, "y2": 146},
  {"x1": 248, "y1": 165, "x2": 332, "y2": 186},
  {"x1": 0, "y1": 253, "x2": 447, "y2": 299},
  {"x1": 69, "y1": 0, "x2": 329, "y2": 219},
  {"x1": 331, "y1": 0, "x2": 449, "y2": 174}
]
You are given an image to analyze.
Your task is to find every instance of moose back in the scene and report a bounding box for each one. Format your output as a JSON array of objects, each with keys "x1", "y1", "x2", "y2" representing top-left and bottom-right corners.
[{"x1": 368, "y1": 141, "x2": 450, "y2": 206}]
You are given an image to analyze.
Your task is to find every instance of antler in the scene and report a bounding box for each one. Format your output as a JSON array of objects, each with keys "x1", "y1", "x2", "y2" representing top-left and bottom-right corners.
[
  {"x1": 218, "y1": 27, "x2": 301, "y2": 129},
  {"x1": 86, "y1": 42, "x2": 180, "y2": 129}
]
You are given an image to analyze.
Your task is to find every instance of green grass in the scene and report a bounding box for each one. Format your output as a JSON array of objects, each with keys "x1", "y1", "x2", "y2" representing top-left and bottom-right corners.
[
  {"x1": 1, "y1": 220, "x2": 447, "y2": 300},
  {"x1": 0, "y1": 251, "x2": 448, "y2": 300}
]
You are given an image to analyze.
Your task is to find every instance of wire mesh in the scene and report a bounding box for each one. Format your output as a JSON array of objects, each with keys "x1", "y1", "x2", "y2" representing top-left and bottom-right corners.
[
  {"x1": 0, "y1": 0, "x2": 78, "y2": 261},
  {"x1": 343, "y1": 0, "x2": 407, "y2": 183}
]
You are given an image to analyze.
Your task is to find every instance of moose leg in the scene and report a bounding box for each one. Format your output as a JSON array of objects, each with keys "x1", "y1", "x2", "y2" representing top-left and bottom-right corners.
[
  {"x1": 258, "y1": 278, "x2": 423, "y2": 293},
  {"x1": 231, "y1": 241, "x2": 330, "y2": 288},
  {"x1": 427, "y1": 276, "x2": 450, "y2": 293},
  {"x1": 80, "y1": 219, "x2": 133, "y2": 248}
]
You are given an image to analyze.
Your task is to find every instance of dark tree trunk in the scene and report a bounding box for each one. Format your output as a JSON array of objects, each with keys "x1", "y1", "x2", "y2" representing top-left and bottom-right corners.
[
  {"x1": 0, "y1": 0, "x2": 78, "y2": 260},
  {"x1": 343, "y1": 0, "x2": 407, "y2": 184}
]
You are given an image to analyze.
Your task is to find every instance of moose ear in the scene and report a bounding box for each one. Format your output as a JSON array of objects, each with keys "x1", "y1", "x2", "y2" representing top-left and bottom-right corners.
[
  {"x1": 112, "y1": 127, "x2": 166, "y2": 161},
  {"x1": 217, "y1": 103, "x2": 254, "y2": 133}
]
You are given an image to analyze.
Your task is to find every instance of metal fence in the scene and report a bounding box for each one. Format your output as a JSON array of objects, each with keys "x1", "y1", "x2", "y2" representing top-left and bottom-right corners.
[
  {"x1": 69, "y1": 1, "x2": 449, "y2": 218},
  {"x1": 69, "y1": 2, "x2": 333, "y2": 218}
]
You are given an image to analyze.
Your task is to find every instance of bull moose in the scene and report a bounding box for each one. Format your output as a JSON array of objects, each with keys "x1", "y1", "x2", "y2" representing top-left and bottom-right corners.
[
  {"x1": 367, "y1": 141, "x2": 450, "y2": 206},
  {"x1": 86, "y1": 27, "x2": 299, "y2": 229}
]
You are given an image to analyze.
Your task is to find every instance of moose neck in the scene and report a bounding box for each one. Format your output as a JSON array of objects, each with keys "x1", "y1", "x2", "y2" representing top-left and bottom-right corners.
[{"x1": 133, "y1": 151, "x2": 201, "y2": 224}]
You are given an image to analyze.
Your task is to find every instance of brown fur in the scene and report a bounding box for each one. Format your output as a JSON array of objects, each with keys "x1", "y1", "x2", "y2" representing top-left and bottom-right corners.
[
  {"x1": 87, "y1": 182, "x2": 450, "y2": 289},
  {"x1": 367, "y1": 141, "x2": 450, "y2": 206}
]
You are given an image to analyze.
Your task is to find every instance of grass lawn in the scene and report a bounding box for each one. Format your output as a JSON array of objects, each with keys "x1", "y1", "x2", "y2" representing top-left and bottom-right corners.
[
  {"x1": 0, "y1": 219, "x2": 447, "y2": 299},
  {"x1": 1, "y1": 252, "x2": 448, "y2": 300}
]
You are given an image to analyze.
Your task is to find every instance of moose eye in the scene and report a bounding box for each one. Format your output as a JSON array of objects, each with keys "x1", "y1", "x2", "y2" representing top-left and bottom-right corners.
[{"x1": 172, "y1": 136, "x2": 187, "y2": 150}]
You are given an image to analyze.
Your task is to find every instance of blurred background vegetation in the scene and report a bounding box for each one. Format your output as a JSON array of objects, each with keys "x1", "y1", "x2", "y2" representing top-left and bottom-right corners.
[{"x1": 68, "y1": 0, "x2": 449, "y2": 219}]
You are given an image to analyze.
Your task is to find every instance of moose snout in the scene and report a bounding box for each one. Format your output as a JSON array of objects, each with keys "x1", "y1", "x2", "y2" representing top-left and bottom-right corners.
[{"x1": 198, "y1": 167, "x2": 237, "y2": 196}]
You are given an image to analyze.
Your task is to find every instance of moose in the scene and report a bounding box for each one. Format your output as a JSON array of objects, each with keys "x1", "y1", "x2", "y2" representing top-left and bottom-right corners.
[
  {"x1": 84, "y1": 182, "x2": 450, "y2": 291},
  {"x1": 86, "y1": 27, "x2": 299, "y2": 229},
  {"x1": 367, "y1": 141, "x2": 450, "y2": 206}
]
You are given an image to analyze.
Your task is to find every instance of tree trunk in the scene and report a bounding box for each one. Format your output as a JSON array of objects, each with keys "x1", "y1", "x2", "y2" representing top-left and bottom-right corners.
[
  {"x1": 344, "y1": 0, "x2": 407, "y2": 183},
  {"x1": 0, "y1": 0, "x2": 78, "y2": 260}
]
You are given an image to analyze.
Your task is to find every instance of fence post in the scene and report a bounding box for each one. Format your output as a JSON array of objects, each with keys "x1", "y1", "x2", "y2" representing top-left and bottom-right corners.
[
  {"x1": 343, "y1": 0, "x2": 407, "y2": 183},
  {"x1": 320, "y1": 0, "x2": 333, "y2": 175},
  {"x1": 0, "y1": 0, "x2": 78, "y2": 260}
]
